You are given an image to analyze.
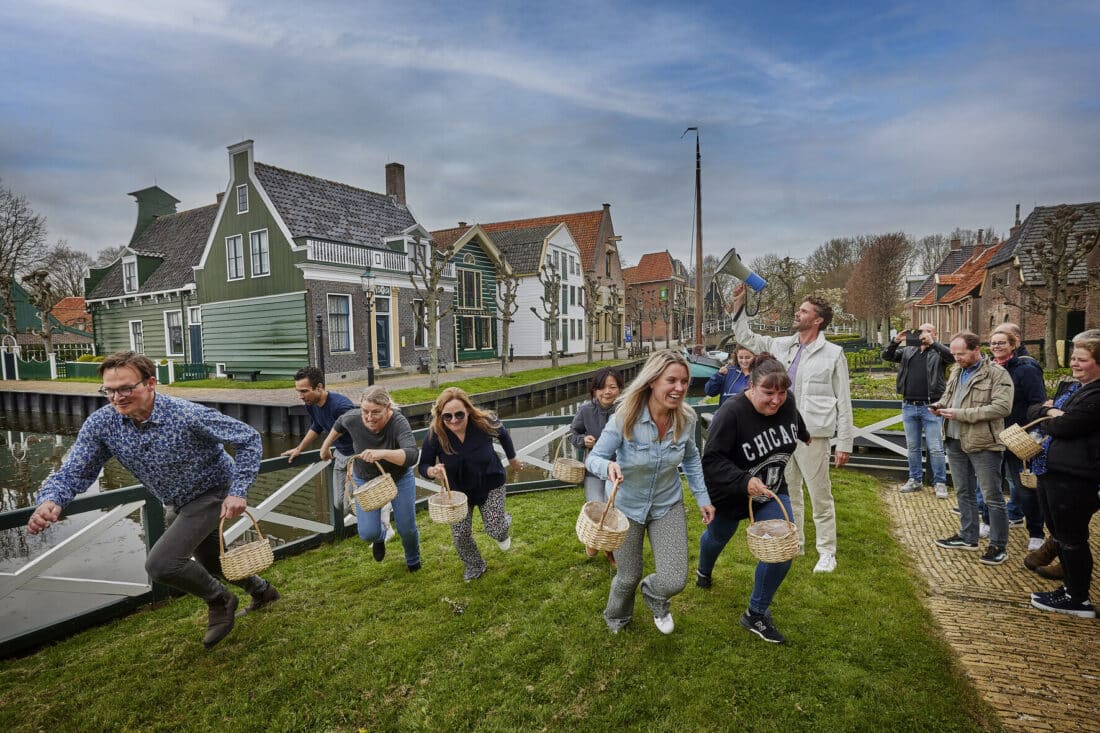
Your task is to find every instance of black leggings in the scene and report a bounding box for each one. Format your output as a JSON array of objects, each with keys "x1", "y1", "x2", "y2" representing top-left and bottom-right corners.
[{"x1": 1037, "y1": 474, "x2": 1100, "y2": 600}]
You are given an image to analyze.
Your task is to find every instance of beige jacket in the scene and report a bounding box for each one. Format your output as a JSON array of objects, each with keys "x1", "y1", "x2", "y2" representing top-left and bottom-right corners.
[{"x1": 938, "y1": 358, "x2": 1014, "y2": 453}]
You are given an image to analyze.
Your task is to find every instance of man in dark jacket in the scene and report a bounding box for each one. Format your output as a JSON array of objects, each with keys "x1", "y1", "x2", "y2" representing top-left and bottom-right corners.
[{"x1": 882, "y1": 323, "x2": 955, "y2": 498}]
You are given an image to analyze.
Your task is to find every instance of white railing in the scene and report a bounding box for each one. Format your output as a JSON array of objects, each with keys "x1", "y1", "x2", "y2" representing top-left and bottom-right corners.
[{"x1": 306, "y1": 240, "x2": 456, "y2": 278}]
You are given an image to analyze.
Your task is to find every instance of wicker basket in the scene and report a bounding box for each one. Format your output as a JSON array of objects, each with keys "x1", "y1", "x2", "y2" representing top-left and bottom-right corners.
[
  {"x1": 575, "y1": 478, "x2": 629, "y2": 552},
  {"x1": 1019, "y1": 464, "x2": 1038, "y2": 489},
  {"x1": 999, "y1": 416, "x2": 1054, "y2": 461},
  {"x1": 345, "y1": 458, "x2": 399, "y2": 512},
  {"x1": 428, "y1": 465, "x2": 468, "y2": 525},
  {"x1": 551, "y1": 437, "x2": 586, "y2": 485},
  {"x1": 219, "y1": 510, "x2": 274, "y2": 581},
  {"x1": 745, "y1": 495, "x2": 799, "y2": 563}
]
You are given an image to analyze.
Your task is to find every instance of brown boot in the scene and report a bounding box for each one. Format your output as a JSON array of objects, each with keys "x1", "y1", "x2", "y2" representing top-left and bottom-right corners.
[
  {"x1": 1024, "y1": 537, "x2": 1058, "y2": 572},
  {"x1": 203, "y1": 590, "x2": 239, "y2": 649},
  {"x1": 1036, "y1": 559, "x2": 1065, "y2": 580},
  {"x1": 240, "y1": 582, "x2": 280, "y2": 615}
]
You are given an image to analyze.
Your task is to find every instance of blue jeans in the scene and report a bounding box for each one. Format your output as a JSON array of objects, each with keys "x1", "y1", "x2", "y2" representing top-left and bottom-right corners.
[
  {"x1": 353, "y1": 468, "x2": 420, "y2": 566},
  {"x1": 945, "y1": 440, "x2": 1007, "y2": 546},
  {"x1": 698, "y1": 493, "x2": 793, "y2": 614},
  {"x1": 901, "y1": 403, "x2": 947, "y2": 484}
]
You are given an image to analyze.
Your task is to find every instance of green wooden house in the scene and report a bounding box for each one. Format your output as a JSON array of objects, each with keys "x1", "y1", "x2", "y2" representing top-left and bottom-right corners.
[
  {"x1": 193, "y1": 140, "x2": 447, "y2": 380},
  {"x1": 429, "y1": 224, "x2": 506, "y2": 362}
]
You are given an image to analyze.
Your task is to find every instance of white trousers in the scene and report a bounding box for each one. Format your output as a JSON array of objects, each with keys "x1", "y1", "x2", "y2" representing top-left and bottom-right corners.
[{"x1": 784, "y1": 438, "x2": 837, "y2": 556}]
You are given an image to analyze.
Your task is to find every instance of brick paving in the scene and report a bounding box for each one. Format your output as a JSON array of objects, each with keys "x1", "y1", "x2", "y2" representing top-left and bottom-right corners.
[{"x1": 883, "y1": 483, "x2": 1100, "y2": 732}]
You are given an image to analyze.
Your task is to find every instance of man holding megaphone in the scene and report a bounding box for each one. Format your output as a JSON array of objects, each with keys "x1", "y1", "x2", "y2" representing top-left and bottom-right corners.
[{"x1": 728, "y1": 283, "x2": 854, "y2": 574}]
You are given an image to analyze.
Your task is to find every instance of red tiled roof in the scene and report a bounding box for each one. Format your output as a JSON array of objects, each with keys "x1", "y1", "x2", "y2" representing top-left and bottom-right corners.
[
  {"x1": 624, "y1": 251, "x2": 676, "y2": 285},
  {"x1": 429, "y1": 225, "x2": 472, "y2": 250},
  {"x1": 480, "y1": 210, "x2": 605, "y2": 270},
  {"x1": 939, "y1": 243, "x2": 1004, "y2": 303},
  {"x1": 51, "y1": 297, "x2": 90, "y2": 326}
]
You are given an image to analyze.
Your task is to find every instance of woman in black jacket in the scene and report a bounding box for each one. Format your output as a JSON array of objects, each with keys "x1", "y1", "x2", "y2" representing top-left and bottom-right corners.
[{"x1": 1027, "y1": 329, "x2": 1100, "y2": 618}]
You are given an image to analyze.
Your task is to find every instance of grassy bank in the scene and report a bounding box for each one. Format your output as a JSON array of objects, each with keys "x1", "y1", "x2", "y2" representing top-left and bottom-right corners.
[
  {"x1": 387, "y1": 360, "x2": 623, "y2": 405},
  {"x1": 0, "y1": 473, "x2": 996, "y2": 732}
]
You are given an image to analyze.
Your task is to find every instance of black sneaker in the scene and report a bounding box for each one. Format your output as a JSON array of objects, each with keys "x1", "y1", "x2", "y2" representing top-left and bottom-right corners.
[
  {"x1": 407, "y1": 562, "x2": 421, "y2": 573},
  {"x1": 934, "y1": 534, "x2": 979, "y2": 551},
  {"x1": 740, "y1": 610, "x2": 785, "y2": 643},
  {"x1": 1031, "y1": 586, "x2": 1065, "y2": 603},
  {"x1": 1031, "y1": 588, "x2": 1096, "y2": 618},
  {"x1": 372, "y1": 540, "x2": 386, "y2": 562},
  {"x1": 980, "y1": 545, "x2": 1007, "y2": 565},
  {"x1": 695, "y1": 570, "x2": 712, "y2": 589}
]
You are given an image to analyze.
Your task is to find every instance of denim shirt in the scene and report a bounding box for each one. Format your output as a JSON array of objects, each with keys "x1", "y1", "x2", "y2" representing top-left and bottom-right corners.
[{"x1": 586, "y1": 407, "x2": 710, "y2": 524}]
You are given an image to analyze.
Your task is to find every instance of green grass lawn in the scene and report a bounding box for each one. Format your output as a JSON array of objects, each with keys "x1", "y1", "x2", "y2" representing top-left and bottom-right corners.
[
  {"x1": 0, "y1": 472, "x2": 996, "y2": 732},
  {"x1": 389, "y1": 360, "x2": 623, "y2": 405}
]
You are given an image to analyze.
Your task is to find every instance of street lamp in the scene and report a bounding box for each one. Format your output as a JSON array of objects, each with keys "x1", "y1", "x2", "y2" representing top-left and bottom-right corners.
[{"x1": 361, "y1": 262, "x2": 375, "y2": 386}]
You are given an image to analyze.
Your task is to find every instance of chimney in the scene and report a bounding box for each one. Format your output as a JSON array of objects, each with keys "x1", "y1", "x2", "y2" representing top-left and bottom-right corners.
[
  {"x1": 977, "y1": 228, "x2": 984, "y2": 244},
  {"x1": 1010, "y1": 203, "x2": 1022, "y2": 237},
  {"x1": 602, "y1": 203, "x2": 611, "y2": 212},
  {"x1": 458, "y1": 221, "x2": 468, "y2": 228},
  {"x1": 386, "y1": 162, "x2": 406, "y2": 205},
  {"x1": 950, "y1": 236, "x2": 961, "y2": 251},
  {"x1": 126, "y1": 186, "x2": 180, "y2": 246}
]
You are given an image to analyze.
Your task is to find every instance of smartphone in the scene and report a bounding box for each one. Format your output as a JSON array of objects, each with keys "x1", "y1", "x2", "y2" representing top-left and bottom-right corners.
[{"x1": 905, "y1": 329, "x2": 921, "y2": 348}]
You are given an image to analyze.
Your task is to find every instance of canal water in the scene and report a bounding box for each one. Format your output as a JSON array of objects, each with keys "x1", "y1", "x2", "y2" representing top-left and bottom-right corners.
[{"x1": 0, "y1": 386, "x2": 709, "y2": 642}]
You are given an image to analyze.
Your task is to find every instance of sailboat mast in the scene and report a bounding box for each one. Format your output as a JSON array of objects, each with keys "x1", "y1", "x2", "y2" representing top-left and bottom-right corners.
[{"x1": 693, "y1": 130, "x2": 704, "y2": 353}]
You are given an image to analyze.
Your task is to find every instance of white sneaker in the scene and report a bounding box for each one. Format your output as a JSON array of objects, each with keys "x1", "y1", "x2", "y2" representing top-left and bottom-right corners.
[
  {"x1": 899, "y1": 479, "x2": 922, "y2": 493},
  {"x1": 813, "y1": 553, "x2": 837, "y2": 573},
  {"x1": 653, "y1": 613, "x2": 674, "y2": 634},
  {"x1": 1027, "y1": 537, "x2": 1045, "y2": 552},
  {"x1": 934, "y1": 483, "x2": 949, "y2": 499},
  {"x1": 979, "y1": 523, "x2": 990, "y2": 539},
  {"x1": 497, "y1": 535, "x2": 511, "y2": 551}
]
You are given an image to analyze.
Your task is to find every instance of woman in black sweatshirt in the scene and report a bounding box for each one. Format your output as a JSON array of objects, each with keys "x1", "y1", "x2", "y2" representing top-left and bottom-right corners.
[{"x1": 699, "y1": 354, "x2": 810, "y2": 644}]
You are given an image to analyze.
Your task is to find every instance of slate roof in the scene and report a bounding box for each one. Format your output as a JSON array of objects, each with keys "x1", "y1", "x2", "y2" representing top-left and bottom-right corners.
[
  {"x1": 253, "y1": 163, "x2": 418, "y2": 247},
  {"x1": 87, "y1": 204, "x2": 218, "y2": 300},
  {"x1": 481, "y1": 210, "x2": 605, "y2": 270},
  {"x1": 624, "y1": 251, "x2": 677, "y2": 285},
  {"x1": 912, "y1": 243, "x2": 975, "y2": 300},
  {"x1": 985, "y1": 202, "x2": 1100, "y2": 284},
  {"x1": 484, "y1": 225, "x2": 558, "y2": 276}
]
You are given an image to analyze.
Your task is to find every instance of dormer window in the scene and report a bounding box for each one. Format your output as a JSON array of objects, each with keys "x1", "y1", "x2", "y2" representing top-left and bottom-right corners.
[
  {"x1": 122, "y1": 256, "x2": 138, "y2": 294},
  {"x1": 236, "y1": 184, "x2": 248, "y2": 214}
]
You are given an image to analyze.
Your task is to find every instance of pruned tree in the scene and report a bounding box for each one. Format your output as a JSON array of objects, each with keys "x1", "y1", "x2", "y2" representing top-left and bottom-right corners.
[
  {"x1": 530, "y1": 260, "x2": 562, "y2": 368},
  {"x1": 494, "y1": 261, "x2": 521, "y2": 377},
  {"x1": 660, "y1": 290, "x2": 674, "y2": 348},
  {"x1": 0, "y1": 181, "x2": 49, "y2": 335},
  {"x1": 844, "y1": 233, "x2": 910, "y2": 343},
  {"x1": 21, "y1": 268, "x2": 64, "y2": 355},
  {"x1": 627, "y1": 295, "x2": 646, "y2": 350},
  {"x1": 603, "y1": 280, "x2": 622, "y2": 359},
  {"x1": 581, "y1": 273, "x2": 602, "y2": 362},
  {"x1": 41, "y1": 240, "x2": 91, "y2": 297},
  {"x1": 644, "y1": 295, "x2": 660, "y2": 350},
  {"x1": 407, "y1": 233, "x2": 457, "y2": 388}
]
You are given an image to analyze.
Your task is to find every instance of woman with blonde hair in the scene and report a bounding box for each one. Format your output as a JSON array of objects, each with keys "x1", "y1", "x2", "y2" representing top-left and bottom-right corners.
[
  {"x1": 419, "y1": 388, "x2": 522, "y2": 581},
  {"x1": 320, "y1": 386, "x2": 421, "y2": 571},
  {"x1": 586, "y1": 349, "x2": 715, "y2": 634}
]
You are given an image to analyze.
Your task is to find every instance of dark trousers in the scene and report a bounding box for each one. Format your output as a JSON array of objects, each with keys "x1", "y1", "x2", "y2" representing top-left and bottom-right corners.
[
  {"x1": 1037, "y1": 474, "x2": 1100, "y2": 600},
  {"x1": 145, "y1": 487, "x2": 266, "y2": 603}
]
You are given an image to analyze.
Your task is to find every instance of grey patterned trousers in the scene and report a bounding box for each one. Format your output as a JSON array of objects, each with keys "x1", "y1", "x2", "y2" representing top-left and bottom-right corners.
[
  {"x1": 604, "y1": 502, "x2": 688, "y2": 631},
  {"x1": 451, "y1": 485, "x2": 510, "y2": 576}
]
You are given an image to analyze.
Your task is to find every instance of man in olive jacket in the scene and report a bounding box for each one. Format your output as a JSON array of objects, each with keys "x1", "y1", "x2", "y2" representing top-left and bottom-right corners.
[{"x1": 932, "y1": 331, "x2": 1014, "y2": 565}]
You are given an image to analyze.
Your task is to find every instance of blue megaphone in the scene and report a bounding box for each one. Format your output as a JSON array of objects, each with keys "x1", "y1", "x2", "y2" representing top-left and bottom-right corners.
[{"x1": 715, "y1": 247, "x2": 767, "y2": 292}]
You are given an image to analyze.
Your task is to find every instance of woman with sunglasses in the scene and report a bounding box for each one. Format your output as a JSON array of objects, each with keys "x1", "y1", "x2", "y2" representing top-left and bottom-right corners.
[
  {"x1": 419, "y1": 388, "x2": 522, "y2": 581},
  {"x1": 586, "y1": 349, "x2": 715, "y2": 634},
  {"x1": 320, "y1": 386, "x2": 421, "y2": 571}
]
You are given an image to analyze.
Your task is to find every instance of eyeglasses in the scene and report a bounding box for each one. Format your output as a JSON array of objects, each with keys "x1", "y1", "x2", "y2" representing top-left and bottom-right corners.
[
  {"x1": 989, "y1": 341, "x2": 1011, "y2": 347},
  {"x1": 441, "y1": 411, "x2": 467, "y2": 422},
  {"x1": 98, "y1": 382, "x2": 145, "y2": 399}
]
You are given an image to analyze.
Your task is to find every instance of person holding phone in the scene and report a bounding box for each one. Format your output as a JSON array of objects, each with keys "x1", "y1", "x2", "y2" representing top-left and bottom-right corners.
[{"x1": 881, "y1": 323, "x2": 955, "y2": 498}]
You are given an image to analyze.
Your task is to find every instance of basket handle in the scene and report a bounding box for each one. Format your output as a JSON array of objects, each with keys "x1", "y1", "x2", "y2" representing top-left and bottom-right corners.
[
  {"x1": 597, "y1": 477, "x2": 623, "y2": 529},
  {"x1": 1019, "y1": 415, "x2": 1056, "y2": 431},
  {"x1": 435, "y1": 460, "x2": 450, "y2": 496},
  {"x1": 747, "y1": 491, "x2": 790, "y2": 525},
  {"x1": 218, "y1": 509, "x2": 264, "y2": 556}
]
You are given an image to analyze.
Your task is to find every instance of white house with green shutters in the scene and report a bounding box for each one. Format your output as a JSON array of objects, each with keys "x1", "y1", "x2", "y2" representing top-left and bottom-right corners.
[
  {"x1": 84, "y1": 187, "x2": 216, "y2": 365},
  {"x1": 192, "y1": 140, "x2": 451, "y2": 380}
]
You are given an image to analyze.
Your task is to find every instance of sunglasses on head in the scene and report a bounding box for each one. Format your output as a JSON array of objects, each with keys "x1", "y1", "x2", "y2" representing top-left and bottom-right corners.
[{"x1": 441, "y1": 411, "x2": 466, "y2": 422}]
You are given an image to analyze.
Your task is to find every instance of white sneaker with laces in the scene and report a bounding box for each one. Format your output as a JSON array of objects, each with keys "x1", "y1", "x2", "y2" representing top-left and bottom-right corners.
[
  {"x1": 1027, "y1": 537, "x2": 1045, "y2": 552},
  {"x1": 979, "y1": 523, "x2": 990, "y2": 539},
  {"x1": 653, "y1": 613, "x2": 674, "y2": 634},
  {"x1": 813, "y1": 553, "x2": 837, "y2": 573},
  {"x1": 934, "y1": 483, "x2": 949, "y2": 499}
]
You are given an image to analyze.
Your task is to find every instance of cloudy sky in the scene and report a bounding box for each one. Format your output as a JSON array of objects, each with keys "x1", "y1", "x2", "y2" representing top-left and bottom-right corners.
[{"x1": 2, "y1": 0, "x2": 1098, "y2": 270}]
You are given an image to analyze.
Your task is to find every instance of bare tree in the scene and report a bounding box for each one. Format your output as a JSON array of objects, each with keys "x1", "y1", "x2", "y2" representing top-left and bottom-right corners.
[
  {"x1": 407, "y1": 233, "x2": 457, "y2": 388},
  {"x1": 644, "y1": 295, "x2": 660, "y2": 350},
  {"x1": 804, "y1": 237, "x2": 860, "y2": 291},
  {"x1": 909, "y1": 234, "x2": 949, "y2": 277},
  {"x1": 40, "y1": 240, "x2": 91, "y2": 297},
  {"x1": 750, "y1": 254, "x2": 806, "y2": 324},
  {"x1": 93, "y1": 244, "x2": 127, "y2": 267},
  {"x1": 21, "y1": 268, "x2": 65, "y2": 355},
  {"x1": 601, "y1": 280, "x2": 622, "y2": 359},
  {"x1": 0, "y1": 181, "x2": 49, "y2": 335},
  {"x1": 530, "y1": 260, "x2": 563, "y2": 368},
  {"x1": 494, "y1": 262, "x2": 521, "y2": 377},
  {"x1": 581, "y1": 273, "x2": 602, "y2": 362},
  {"x1": 844, "y1": 233, "x2": 910, "y2": 343}
]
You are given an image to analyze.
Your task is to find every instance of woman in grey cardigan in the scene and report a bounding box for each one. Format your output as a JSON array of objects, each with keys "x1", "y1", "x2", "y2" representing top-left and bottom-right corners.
[{"x1": 570, "y1": 367, "x2": 624, "y2": 564}]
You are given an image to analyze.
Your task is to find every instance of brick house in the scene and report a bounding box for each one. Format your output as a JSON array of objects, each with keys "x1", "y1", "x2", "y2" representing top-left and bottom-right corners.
[
  {"x1": 912, "y1": 240, "x2": 1003, "y2": 338},
  {"x1": 623, "y1": 251, "x2": 692, "y2": 346}
]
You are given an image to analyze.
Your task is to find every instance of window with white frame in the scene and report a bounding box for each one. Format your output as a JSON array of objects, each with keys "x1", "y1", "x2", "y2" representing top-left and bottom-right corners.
[
  {"x1": 164, "y1": 310, "x2": 184, "y2": 356},
  {"x1": 226, "y1": 235, "x2": 244, "y2": 280},
  {"x1": 122, "y1": 257, "x2": 138, "y2": 293},
  {"x1": 327, "y1": 294, "x2": 352, "y2": 352},
  {"x1": 577, "y1": 319, "x2": 583, "y2": 339},
  {"x1": 188, "y1": 306, "x2": 201, "y2": 325},
  {"x1": 250, "y1": 230, "x2": 270, "y2": 276},
  {"x1": 129, "y1": 320, "x2": 145, "y2": 353},
  {"x1": 458, "y1": 269, "x2": 481, "y2": 308},
  {"x1": 236, "y1": 184, "x2": 248, "y2": 214}
]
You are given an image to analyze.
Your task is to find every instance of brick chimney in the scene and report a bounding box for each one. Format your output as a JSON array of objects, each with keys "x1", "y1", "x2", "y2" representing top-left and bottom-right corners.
[
  {"x1": 950, "y1": 236, "x2": 961, "y2": 251},
  {"x1": 457, "y1": 221, "x2": 468, "y2": 228},
  {"x1": 977, "y1": 228, "x2": 984, "y2": 244},
  {"x1": 386, "y1": 162, "x2": 406, "y2": 205},
  {"x1": 1010, "y1": 204, "x2": 1021, "y2": 237}
]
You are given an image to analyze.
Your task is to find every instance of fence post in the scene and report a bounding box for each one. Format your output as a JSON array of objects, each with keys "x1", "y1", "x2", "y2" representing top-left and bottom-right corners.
[
  {"x1": 48, "y1": 353, "x2": 57, "y2": 379},
  {"x1": 167, "y1": 360, "x2": 176, "y2": 384},
  {"x1": 141, "y1": 495, "x2": 171, "y2": 601}
]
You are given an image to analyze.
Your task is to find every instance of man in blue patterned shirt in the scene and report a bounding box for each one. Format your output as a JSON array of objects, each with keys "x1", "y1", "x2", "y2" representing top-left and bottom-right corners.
[{"x1": 27, "y1": 351, "x2": 279, "y2": 648}]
